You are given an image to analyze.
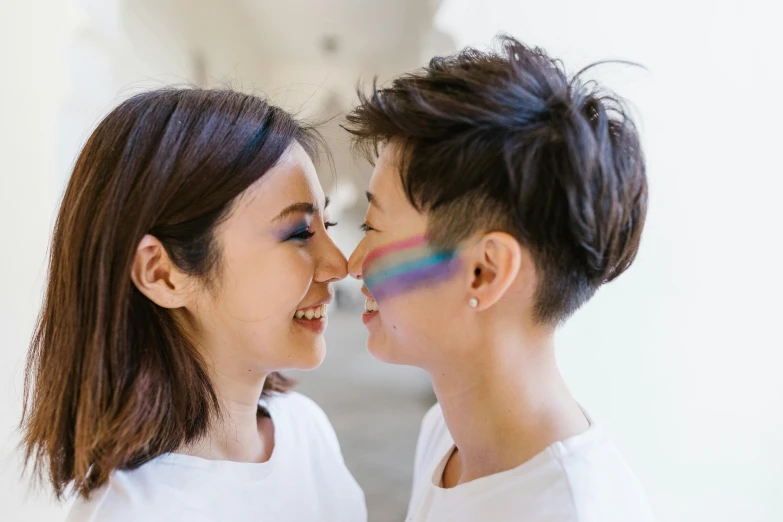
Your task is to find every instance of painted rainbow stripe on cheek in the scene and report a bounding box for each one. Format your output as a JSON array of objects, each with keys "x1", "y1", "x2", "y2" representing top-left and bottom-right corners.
[{"x1": 362, "y1": 234, "x2": 461, "y2": 302}]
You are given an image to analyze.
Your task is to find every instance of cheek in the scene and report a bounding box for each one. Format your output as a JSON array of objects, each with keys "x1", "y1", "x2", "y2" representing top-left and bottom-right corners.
[
  {"x1": 374, "y1": 282, "x2": 464, "y2": 355},
  {"x1": 364, "y1": 239, "x2": 461, "y2": 303},
  {"x1": 218, "y1": 248, "x2": 315, "y2": 321},
  {"x1": 376, "y1": 293, "x2": 438, "y2": 347}
]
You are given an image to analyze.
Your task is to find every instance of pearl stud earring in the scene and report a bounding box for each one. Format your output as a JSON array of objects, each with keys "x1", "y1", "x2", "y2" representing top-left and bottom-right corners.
[{"x1": 469, "y1": 297, "x2": 479, "y2": 308}]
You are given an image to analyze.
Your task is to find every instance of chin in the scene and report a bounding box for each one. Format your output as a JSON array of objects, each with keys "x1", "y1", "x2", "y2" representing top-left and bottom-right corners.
[
  {"x1": 366, "y1": 337, "x2": 408, "y2": 366},
  {"x1": 293, "y1": 341, "x2": 327, "y2": 370}
]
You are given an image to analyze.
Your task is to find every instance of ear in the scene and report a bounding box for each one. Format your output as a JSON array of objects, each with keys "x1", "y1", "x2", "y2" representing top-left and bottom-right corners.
[
  {"x1": 464, "y1": 232, "x2": 531, "y2": 310},
  {"x1": 130, "y1": 234, "x2": 191, "y2": 309}
]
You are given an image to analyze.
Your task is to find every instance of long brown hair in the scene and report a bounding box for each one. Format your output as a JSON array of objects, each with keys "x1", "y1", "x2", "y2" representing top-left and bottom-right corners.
[{"x1": 21, "y1": 88, "x2": 320, "y2": 499}]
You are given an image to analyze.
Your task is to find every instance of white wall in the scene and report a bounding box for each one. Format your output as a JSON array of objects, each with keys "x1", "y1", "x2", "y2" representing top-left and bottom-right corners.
[
  {"x1": 435, "y1": 1, "x2": 782, "y2": 521},
  {"x1": 1, "y1": 0, "x2": 71, "y2": 519}
]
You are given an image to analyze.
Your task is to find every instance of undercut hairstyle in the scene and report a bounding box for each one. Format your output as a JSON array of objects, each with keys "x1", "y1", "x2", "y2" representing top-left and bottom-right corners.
[
  {"x1": 345, "y1": 35, "x2": 647, "y2": 325},
  {"x1": 21, "y1": 88, "x2": 322, "y2": 499}
]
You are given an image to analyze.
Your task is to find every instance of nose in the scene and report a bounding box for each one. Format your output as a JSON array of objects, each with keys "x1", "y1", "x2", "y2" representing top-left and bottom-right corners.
[
  {"x1": 347, "y1": 238, "x2": 367, "y2": 280},
  {"x1": 315, "y1": 233, "x2": 348, "y2": 283}
]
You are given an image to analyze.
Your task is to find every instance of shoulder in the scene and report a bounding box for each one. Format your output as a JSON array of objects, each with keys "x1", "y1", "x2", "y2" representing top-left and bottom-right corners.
[
  {"x1": 267, "y1": 391, "x2": 331, "y2": 427},
  {"x1": 65, "y1": 477, "x2": 170, "y2": 522},
  {"x1": 267, "y1": 391, "x2": 342, "y2": 453},
  {"x1": 551, "y1": 427, "x2": 657, "y2": 522},
  {"x1": 66, "y1": 487, "x2": 112, "y2": 522}
]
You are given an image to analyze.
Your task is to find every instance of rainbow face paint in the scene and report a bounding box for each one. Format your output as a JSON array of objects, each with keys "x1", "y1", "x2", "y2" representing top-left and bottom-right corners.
[{"x1": 362, "y1": 234, "x2": 461, "y2": 302}]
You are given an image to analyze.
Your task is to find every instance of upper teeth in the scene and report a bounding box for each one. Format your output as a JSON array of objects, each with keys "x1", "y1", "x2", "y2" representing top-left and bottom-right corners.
[
  {"x1": 365, "y1": 298, "x2": 378, "y2": 313},
  {"x1": 295, "y1": 304, "x2": 327, "y2": 320}
]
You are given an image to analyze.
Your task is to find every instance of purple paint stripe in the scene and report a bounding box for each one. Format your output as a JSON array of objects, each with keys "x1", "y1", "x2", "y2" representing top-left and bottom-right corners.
[{"x1": 369, "y1": 258, "x2": 461, "y2": 301}]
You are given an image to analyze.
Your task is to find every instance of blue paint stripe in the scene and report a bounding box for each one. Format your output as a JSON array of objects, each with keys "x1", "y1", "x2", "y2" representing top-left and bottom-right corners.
[{"x1": 365, "y1": 251, "x2": 455, "y2": 288}]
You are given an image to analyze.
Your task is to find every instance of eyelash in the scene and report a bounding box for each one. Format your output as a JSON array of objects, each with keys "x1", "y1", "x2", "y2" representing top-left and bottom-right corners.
[
  {"x1": 360, "y1": 222, "x2": 375, "y2": 232},
  {"x1": 290, "y1": 229, "x2": 315, "y2": 240},
  {"x1": 289, "y1": 221, "x2": 338, "y2": 241}
]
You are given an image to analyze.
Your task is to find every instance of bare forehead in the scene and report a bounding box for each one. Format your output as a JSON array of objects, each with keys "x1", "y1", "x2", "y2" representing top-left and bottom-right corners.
[
  {"x1": 236, "y1": 143, "x2": 324, "y2": 215},
  {"x1": 270, "y1": 142, "x2": 320, "y2": 187}
]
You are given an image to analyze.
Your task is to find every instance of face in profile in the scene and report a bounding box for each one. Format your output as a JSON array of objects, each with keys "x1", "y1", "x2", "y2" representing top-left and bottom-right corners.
[
  {"x1": 183, "y1": 143, "x2": 347, "y2": 372},
  {"x1": 348, "y1": 143, "x2": 473, "y2": 368}
]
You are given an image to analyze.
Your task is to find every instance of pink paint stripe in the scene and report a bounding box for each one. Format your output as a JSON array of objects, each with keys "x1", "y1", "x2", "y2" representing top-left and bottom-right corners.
[{"x1": 362, "y1": 233, "x2": 428, "y2": 269}]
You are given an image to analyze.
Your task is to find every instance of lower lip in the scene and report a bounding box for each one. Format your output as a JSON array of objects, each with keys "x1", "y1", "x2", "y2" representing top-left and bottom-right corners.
[
  {"x1": 362, "y1": 311, "x2": 379, "y2": 325},
  {"x1": 293, "y1": 316, "x2": 327, "y2": 333}
]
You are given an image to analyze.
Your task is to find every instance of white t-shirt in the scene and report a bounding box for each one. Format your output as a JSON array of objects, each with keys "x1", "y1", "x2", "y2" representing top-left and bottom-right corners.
[
  {"x1": 406, "y1": 404, "x2": 656, "y2": 522},
  {"x1": 67, "y1": 392, "x2": 367, "y2": 522}
]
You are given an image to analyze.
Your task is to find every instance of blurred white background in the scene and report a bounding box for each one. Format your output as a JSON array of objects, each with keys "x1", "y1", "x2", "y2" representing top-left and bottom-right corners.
[{"x1": 1, "y1": 1, "x2": 781, "y2": 521}]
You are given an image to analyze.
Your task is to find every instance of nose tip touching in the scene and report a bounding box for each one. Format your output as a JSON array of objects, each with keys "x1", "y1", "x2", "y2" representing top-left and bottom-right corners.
[
  {"x1": 347, "y1": 239, "x2": 366, "y2": 281},
  {"x1": 316, "y1": 230, "x2": 350, "y2": 284}
]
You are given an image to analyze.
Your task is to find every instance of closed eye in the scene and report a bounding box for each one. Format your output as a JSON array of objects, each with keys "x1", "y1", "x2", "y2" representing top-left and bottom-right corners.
[
  {"x1": 360, "y1": 222, "x2": 375, "y2": 232},
  {"x1": 289, "y1": 229, "x2": 315, "y2": 240}
]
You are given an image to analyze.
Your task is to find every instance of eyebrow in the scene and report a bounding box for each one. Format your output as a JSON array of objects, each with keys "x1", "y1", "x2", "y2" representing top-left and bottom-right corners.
[
  {"x1": 366, "y1": 191, "x2": 383, "y2": 212},
  {"x1": 274, "y1": 197, "x2": 330, "y2": 221}
]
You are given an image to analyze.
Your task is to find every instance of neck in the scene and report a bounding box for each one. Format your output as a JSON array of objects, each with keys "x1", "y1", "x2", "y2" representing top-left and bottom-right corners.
[
  {"x1": 430, "y1": 325, "x2": 588, "y2": 484},
  {"x1": 182, "y1": 364, "x2": 272, "y2": 463}
]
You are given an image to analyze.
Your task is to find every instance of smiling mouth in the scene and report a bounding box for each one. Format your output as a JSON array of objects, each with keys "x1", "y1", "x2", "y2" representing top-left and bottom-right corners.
[
  {"x1": 293, "y1": 304, "x2": 328, "y2": 320},
  {"x1": 364, "y1": 297, "x2": 378, "y2": 314}
]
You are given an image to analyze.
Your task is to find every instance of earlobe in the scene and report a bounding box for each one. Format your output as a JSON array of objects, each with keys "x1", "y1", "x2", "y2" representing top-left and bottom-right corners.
[{"x1": 130, "y1": 234, "x2": 189, "y2": 309}]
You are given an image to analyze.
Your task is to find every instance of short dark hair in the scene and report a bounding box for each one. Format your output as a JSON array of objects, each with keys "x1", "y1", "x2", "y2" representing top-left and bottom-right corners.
[
  {"x1": 344, "y1": 35, "x2": 647, "y2": 325},
  {"x1": 22, "y1": 88, "x2": 320, "y2": 499}
]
